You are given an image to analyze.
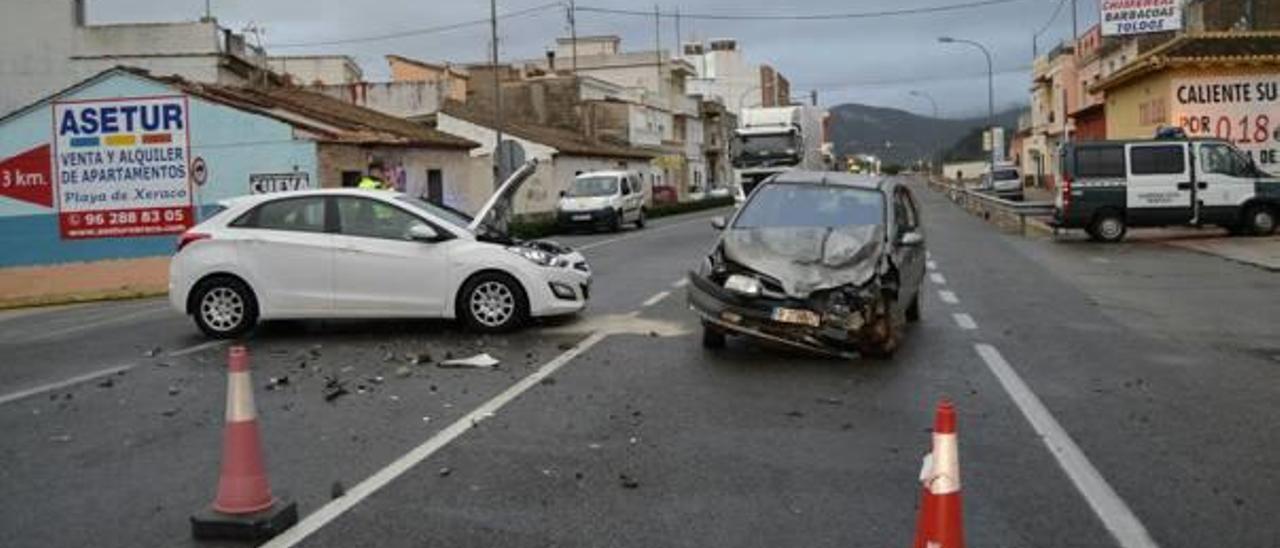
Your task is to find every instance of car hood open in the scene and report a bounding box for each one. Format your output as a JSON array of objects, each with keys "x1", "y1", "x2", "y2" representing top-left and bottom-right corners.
[
  {"x1": 721, "y1": 225, "x2": 884, "y2": 297},
  {"x1": 468, "y1": 160, "x2": 539, "y2": 239}
]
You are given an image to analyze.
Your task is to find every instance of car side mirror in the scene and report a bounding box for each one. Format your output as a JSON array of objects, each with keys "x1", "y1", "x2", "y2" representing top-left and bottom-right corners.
[
  {"x1": 710, "y1": 216, "x2": 727, "y2": 230},
  {"x1": 900, "y1": 231, "x2": 924, "y2": 246},
  {"x1": 408, "y1": 224, "x2": 440, "y2": 242}
]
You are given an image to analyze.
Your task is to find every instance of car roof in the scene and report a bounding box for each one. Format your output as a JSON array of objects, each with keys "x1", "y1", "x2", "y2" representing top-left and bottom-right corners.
[
  {"x1": 218, "y1": 188, "x2": 407, "y2": 208},
  {"x1": 576, "y1": 170, "x2": 632, "y2": 178},
  {"x1": 1065, "y1": 137, "x2": 1232, "y2": 147},
  {"x1": 768, "y1": 171, "x2": 892, "y2": 191}
]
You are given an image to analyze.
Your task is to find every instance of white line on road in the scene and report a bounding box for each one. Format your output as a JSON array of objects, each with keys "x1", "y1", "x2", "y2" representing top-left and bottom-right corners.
[
  {"x1": 927, "y1": 260, "x2": 938, "y2": 271},
  {"x1": 16, "y1": 302, "x2": 170, "y2": 343},
  {"x1": 975, "y1": 344, "x2": 1159, "y2": 548},
  {"x1": 952, "y1": 313, "x2": 977, "y2": 330},
  {"x1": 930, "y1": 273, "x2": 947, "y2": 285},
  {"x1": 0, "y1": 340, "x2": 227, "y2": 407},
  {"x1": 262, "y1": 331, "x2": 612, "y2": 548},
  {"x1": 938, "y1": 290, "x2": 959, "y2": 304},
  {"x1": 641, "y1": 291, "x2": 671, "y2": 308},
  {"x1": 671, "y1": 278, "x2": 689, "y2": 289},
  {"x1": 577, "y1": 210, "x2": 729, "y2": 251}
]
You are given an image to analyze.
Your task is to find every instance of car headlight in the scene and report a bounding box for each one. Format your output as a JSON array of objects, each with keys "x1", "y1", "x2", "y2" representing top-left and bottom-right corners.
[
  {"x1": 723, "y1": 274, "x2": 761, "y2": 297},
  {"x1": 507, "y1": 246, "x2": 568, "y2": 268}
]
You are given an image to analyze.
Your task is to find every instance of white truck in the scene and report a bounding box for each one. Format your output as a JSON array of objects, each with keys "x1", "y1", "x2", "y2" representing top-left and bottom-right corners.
[{"x1": 731, "y1": 106, "x2": 827, "y2": 204}]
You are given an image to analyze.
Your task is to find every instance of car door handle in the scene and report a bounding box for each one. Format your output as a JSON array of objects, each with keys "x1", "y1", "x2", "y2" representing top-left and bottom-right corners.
[
  {"x1": 1197, "y1": 182, "x2": 1208, "y2": 190},
  {"x1": 1177, "y1": 182, "x2": 1193, "y2": 191}
]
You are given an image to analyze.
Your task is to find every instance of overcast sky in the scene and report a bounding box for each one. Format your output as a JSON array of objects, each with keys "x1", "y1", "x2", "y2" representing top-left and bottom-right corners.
[{"x1": 88, "y1": 0, "x2": 1103, "y2": 119}]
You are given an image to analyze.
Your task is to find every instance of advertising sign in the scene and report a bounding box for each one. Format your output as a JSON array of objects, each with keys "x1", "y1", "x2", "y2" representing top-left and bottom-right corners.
[
  {"x1": 1172, "y1": 76, "x2": 1280, "y2": 174},
  {"x1": 53, "y1": 96, "x2": 194, "y2": 239},
  {"x1": 0, "y1": 145, "x2": 53, "y2": 208},
  {"x1": 249, "y1": 172, "x2": 310, "y2": 194},
  {"x1": 1101, "y1": 0, "x2": 1181, "y2": 36}
]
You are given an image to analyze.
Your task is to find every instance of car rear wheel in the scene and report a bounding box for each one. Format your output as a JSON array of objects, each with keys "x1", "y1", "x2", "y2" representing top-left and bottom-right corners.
[
  {"x1": 701, "y1": 322, "x2": 726, "y2": 349},
  {"x1": 1088, "y1": 211, "x2": 1127, "y2": 243},
  {"x1": 459, "y1": 272, "x2": 528, "y2": 333},
  {"x1": 1243, "y1": 204, "x2": 1277, "y2": 236},
  {"x1": 192, "y1": 276, "x2": 258, "y2": 339}
]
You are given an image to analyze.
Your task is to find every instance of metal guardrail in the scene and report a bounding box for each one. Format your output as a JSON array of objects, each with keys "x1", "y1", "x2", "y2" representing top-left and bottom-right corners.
[{"x1": 926, "y1": 178, "x2": 1056, "y2": 236}]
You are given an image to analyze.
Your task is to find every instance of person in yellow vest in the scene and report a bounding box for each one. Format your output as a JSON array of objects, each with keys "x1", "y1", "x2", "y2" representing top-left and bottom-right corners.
[{"x1": 358, "y1": 162, "x2": 391, "y2": 190}]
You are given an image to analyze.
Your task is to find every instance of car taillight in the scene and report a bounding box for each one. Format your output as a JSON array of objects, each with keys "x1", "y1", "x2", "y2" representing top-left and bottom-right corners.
[
  {"x1": 1060, "y1": 176, "x2": 1072, "y2": 211},
  {"x1": 176, "y1": 231, "x2": 210, "y2": 252}
]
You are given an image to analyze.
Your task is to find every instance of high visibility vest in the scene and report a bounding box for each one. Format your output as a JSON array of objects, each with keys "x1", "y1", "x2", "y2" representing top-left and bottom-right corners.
[{"x1": 358, "y1": 177, "x2": 387, "y2": 190}]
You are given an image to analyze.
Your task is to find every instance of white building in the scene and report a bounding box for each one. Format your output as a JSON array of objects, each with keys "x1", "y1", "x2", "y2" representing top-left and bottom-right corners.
[
  {"x1": 681, "y1": 38, "x2": 792, "y2": 114},
  {"x1": 268, "y1": 55, "x2": 363, "y2": 86},
  {"x1": 0, "y1": 0, "x2": 274, "y2": 117}
]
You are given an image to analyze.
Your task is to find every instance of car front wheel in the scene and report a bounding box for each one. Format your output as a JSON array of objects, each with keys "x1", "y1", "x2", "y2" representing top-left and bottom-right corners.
[
  {"x1": 636, "y1": 208, "x2": 646, "y2": 229},
  {"x1": 863, "y1": 296, "x2": 902, "y2": 359},
  {"x1": 459, "y1": 272, "x2": 528, "y2": 333},
  {"x1": 192, "y1": 276, "x2": 258, "y2": 339}
]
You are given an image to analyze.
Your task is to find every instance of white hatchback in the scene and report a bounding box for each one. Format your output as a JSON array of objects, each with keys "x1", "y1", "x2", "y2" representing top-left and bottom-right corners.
[{"x1": 170, "y1": 162, "x2": 591, "y2": 338}]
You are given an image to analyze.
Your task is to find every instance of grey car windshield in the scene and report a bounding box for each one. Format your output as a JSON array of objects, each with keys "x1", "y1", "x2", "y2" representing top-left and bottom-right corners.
[
  {"x1": 734, "y1": 184, "x2": 884, "y2": 228},
  {"x1": 395, "y1": 196, "x2": 471, "y2": 230},
  {"x1": 738, "y1": 133, "x2": 797, "y2": 156},
  {"x1": 568, "y1": 177, "x2": 619, "y2": 197}
]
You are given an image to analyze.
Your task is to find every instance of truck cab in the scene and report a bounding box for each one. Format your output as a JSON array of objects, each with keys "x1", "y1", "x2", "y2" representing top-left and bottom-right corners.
[
  {"x1": 1055, "y1": 137, "x2": 1280, "y2": 242},
  {"x1": 731, "y1": 106, "x2": 827, "y2": 205}
]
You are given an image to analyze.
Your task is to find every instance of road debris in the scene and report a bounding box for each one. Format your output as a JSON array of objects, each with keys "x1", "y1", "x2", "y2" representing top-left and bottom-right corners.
[
  {"x1": 161, "y1": 408, "x2": 180, "y2": 418},
  {"x1": 97, "y1": 377, "x2": 115, "y2": 389},
  {"x1": 438, "y1": 467, "x2": 452, "y2": 477},
  {"x1": 167, "y1": 385, "x2": 181, "y2": 396},
  {"x1": 265, "y1": 376, "x2": 291, "y2": 391},
  {"x1": 330, "y1": 481, "x2": 346, "y2": 499},
  {"x1": 322, "y1": 377, "x2": 349, "y2": 402},
  {"x1": 308, "y1": 345, "x2": 323, "y2": 358},
  {"x1": 618, "y1": 474, "x2": 640, "y2": 489},
  {"x1": 785, "y1": 410, "x2": 805, "y2": 418},
  {"x1": 49, "y1": 434, "x2": 72, "y2": 443},
  {"x1": 438, "y1": 353, "x2": 500, "y2": 369},
  {"x1": 816, "y1": 397, "x2": 843, "y2": 406},
  {"x1": 395, "y1": 366, "x2": 413, "y2": 378},
  {"x1": 408, "y1": 352, "x2": 432, "y2": 365},
  {"x1": 539, "y1": 377, "x2": 557, "y2": 386},
  {"x1": 557, "y1": 342, "x2": 575, "y2": 351},
  {"x1": 143, "y1": 346, "x2": 162, "y2": 357}
]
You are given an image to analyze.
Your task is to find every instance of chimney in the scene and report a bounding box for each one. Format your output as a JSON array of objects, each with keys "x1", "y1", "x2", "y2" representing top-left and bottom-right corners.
[
  {"x1": 546, "y1": 50, "x2": 556, "y2": 72},
  {"x1": 73, "y1": 0, "x2": 86, "y2": 26}
]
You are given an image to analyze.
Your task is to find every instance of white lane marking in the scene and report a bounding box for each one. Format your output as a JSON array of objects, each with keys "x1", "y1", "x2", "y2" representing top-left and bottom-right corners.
[
  {"x1": 975, "y1": 344, "x2": 1159, "y2": 548},
  {"x1": 952, "y1": 313, "x2": 978, "y2": 330},
  {"x1": 927, "y1": 260, "x2": 938, "y2": 271},
  {"x1": 0, "y1": 340, "x2": 226, "y2": 406},
  {"x1": 671, "y1": 278, "x2": 689, "y2": 289},
  {"x1": 577, "y1": 210, "x2": 729, "y2": 251},
  {"x1": 16, "y1": 303, "x2": 170, "y2": 343},
  {"x1": 641, "y1": 291, "x2": 671, "y2": 308},
  {"x1": 930, "y1": 273, "x2": 947, "y2": 285},
  {"x1": 262, "y1": 331, "x2": 611, "y2": 548},
  {"x1": 938, "y1": 290, "x2": 959, "y2": 304}
]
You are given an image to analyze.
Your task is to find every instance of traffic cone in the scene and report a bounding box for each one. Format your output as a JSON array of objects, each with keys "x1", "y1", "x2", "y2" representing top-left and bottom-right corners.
[
  {"x1": 912, "y1": 400, "x2": 964, "y2": 548},
  {"x1": 191, "y1": 346, "x2": 298, "y2": 540}
]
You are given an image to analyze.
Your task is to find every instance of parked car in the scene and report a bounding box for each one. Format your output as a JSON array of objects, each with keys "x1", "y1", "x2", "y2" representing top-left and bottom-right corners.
[
  {"x1": 708, "y1": 186, "x2": 733, "y2": 199},
  {"x1": 687, "y1": 172, "x2": 927, "y2": 358},
  {"x1": 170, "y1": 161, "x2": 591, "y2": 338},
  {"x1": 556, "y1": 171, "x2": 646, "y2": 232},
  {"x1": 981, "y1": 165, "x2": 1023, "y2": 201},
  {"x1": 1053, "y1": 137, "x2": 1280, "y2": 242}
]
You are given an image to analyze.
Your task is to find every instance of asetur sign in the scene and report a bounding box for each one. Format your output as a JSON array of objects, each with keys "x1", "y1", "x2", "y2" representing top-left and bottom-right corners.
[{"x1": 1101, "y1": 0, "x2": 1182, "y2": 36}]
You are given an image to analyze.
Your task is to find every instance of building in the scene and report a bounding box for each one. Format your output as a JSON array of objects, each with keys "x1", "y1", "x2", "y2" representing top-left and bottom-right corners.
[
  {"x1": 680, "y1": 39, "x2": 793, "y2": 113},
  {"x1": 268, "y1": 55, "x2": 363, "y2": 86},
  {"x1": 386, "y1": 55, "x2": 470, "y2": 103},
  {"x1": 0, "y1": 67, "x2": 478, "y2": 305},
  {"x1": 1092, "y1": 31, "x2": 1280, "y2": 173},
  {"x1": 0, "y1": 0, "x2": 274, "y2": 117},
  {"x1": 429, "y1": 103, "x2": 660, "y2": 217},
  {"x1": 698, "y1": 98, "x2": 737, "y2": 188},
  {"x1": 1022, "y1": 43, "x2": 1077, "y2": 189}
]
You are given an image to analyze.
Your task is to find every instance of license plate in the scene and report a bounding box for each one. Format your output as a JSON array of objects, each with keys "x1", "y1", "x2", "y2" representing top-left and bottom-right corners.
[
  {"x1": 772, "y1": 307, "x2": 820, "y2": 327},
  {"x1": 572, "y1": 214, "x2": 591, "y2": 221}
]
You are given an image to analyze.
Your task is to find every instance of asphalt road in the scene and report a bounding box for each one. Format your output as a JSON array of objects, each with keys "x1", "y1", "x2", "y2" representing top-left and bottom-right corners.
[{"x1": 1, "y1": 180, "x2": 1277, "y2": 547}]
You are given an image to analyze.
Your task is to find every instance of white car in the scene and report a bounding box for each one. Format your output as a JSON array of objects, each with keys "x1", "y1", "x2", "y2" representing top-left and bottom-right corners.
[
  {"x1": 170, "y1": 162, "x2": 591, "y2": 338},
  {"x1": 555, "y1": 171, "x2": 646, "y2": 232}
]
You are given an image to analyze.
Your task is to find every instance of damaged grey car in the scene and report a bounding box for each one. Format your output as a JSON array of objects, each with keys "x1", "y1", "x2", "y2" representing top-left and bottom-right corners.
[{"x1": 687, "y1": 172, "x2": 927, "y2": 358}]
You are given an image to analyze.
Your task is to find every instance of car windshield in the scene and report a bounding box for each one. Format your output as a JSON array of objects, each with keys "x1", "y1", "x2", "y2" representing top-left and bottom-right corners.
[
  {"x1": 734, "y1": 184, "x2": 884, "y2": 228},
  {"x1": 992, "y1": 169, "x2": 1019, "y2": 181},
  {"x1": 567, "y1": 177, "x2": 619, "y2": 197},
  {"x1": 395, "y1": 196, "x2": 471, "y2": 230}
]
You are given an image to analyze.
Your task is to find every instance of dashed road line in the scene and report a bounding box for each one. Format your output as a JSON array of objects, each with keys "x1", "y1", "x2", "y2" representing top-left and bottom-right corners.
[
  {"x1": 4, "y1": 302, "x2": 170, "y2": 344},
  {"x1": 262, "y1": 331, "x2": 612, "y2": 548},
  {"x1": 168, "y1": 340, "x2": 227, "y2": 357},
  {"x1": 930, "y1": 273, "x2": 947, "y2": 285},
  {"x1": 577, "y1": 210, "x2": 730, "y2": 251},
  {"x1": 641, "y1": 291, "x2": 671, "y2": 308},
  {"x1": 975, "y1": 344, "x2": 1159, "y2": 548},
  {"x1": 938, "y1": 290, "x2": 959, "y2": 304},
  {"x1": 952, "y1": 313, "x2": 977, "y2": 330}
]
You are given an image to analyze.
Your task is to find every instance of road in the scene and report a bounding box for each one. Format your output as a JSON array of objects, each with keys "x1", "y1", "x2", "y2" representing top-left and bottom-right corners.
[{"x1": 1, "y1": 178, "x2": 1278, "y2": 547}]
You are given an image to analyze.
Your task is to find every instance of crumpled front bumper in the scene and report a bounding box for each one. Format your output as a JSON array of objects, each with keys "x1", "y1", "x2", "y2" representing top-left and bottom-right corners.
[{"x1": 685, "y1": 272, "x2": 877, "y2": 359}]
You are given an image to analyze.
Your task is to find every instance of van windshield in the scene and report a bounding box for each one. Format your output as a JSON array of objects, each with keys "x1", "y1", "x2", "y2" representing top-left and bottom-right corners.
[
  {"x1": 567, "y1": 177, "x2": 619, "y2": 198},
  {"x1": 992, "y1": 169, "x2": 1020, "y2": 181}
]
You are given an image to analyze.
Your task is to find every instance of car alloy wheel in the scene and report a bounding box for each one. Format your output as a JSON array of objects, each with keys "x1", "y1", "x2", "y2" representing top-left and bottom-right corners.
[
  {"x1": 469, "y1": 280, "x2": 516, "y2": 328},
  {"x1": 201, "y1": 286, "x2": 245, "y2": 333}
]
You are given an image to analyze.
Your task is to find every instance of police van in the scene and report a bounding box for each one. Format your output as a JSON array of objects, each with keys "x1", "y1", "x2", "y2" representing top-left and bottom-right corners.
[{"x1": 1053, "y1": 134, "x2": 1280, "y2": 242}]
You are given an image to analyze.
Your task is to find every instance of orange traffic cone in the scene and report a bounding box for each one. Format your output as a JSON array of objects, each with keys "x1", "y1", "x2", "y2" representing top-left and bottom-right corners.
[
  {"x1": 912, "y1": 400, "x2": 964, "y2": 548},
  {"x1": 191, "y1": 346, "x2": 298, "y2": 540}
]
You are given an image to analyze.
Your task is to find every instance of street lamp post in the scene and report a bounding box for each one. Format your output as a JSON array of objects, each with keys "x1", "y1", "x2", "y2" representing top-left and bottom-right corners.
[
  {"x1": 938, "y1": 36, "x2": 996, "y2": 172},
  {"x1": 909, "y1": 90, "x2": 940, "y2": 174}
]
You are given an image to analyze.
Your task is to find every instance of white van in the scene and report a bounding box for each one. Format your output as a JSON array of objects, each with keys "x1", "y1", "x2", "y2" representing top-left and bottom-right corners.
[
  {"x1": 1053, "y1": 138, "x2": 1280, "y2": 242},
  {"x1": 556, "y1": 171, "x2": 647, "y2": 232}
]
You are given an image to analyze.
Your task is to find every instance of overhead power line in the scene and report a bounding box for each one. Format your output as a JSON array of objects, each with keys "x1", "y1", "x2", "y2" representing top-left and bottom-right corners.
[
  {"x1": 795, "y1": 65, "x2": 1033, "y2": 92},
  {"x1": 575, "y1": 0, "x2": 1026, "y2": 21},
  {"x1": 1035, "y1": 0, "x2": 1070, "y2": 38},
  {"x1": 268, "y1": 2, "x2": 564, "y2": 48}
]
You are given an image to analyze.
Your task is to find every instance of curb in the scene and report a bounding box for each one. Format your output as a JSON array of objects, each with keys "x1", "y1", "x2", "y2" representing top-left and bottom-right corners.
[{"x1": 0, "y1": 288, "x2": 167, "y2": 311}]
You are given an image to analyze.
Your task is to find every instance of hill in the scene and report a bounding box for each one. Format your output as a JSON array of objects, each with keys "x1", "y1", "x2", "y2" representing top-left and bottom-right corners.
[{"x1": 826, "y1": 103, "x2": 1023, "y2": 167}]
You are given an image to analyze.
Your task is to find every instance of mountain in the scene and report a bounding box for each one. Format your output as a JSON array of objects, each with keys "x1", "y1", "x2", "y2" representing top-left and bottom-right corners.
[{"x1": 826, "y1": 103, "x2": 1024, "y2": 167}]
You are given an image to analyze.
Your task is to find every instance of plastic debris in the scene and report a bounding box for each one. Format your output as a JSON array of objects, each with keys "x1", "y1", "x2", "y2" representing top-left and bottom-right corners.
[
  {"x1": 167, "y1": 386, "x2": 181, "y2": 396},
  {"x1": 323, "y1": 377, "x2": 349, "y2": 402},
  {"x1": 97, "y1": 377, "x2": 115, "y2": 388},
  {"x1": 408, "y1": 352, "x2": 433, "y2": 365},
  {"x1": 143, "y1": 346, "x2": 162, "y2": 358},
  {"x1": 395, "y1": 366, "x2": 412, "y2": 378},
  {"x1": 438, "y1": 467, "x2": 452, "y2": 477},
  {"x1": 438, "y1": 353, "x2": 500, "y2": 369},
  {"x1": 618, "y1": 474, "x2": 640, "y2": 489}
]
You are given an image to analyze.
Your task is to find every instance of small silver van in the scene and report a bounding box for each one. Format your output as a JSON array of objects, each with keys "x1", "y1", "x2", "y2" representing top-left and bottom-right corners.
[{"x1": 556, "y1": 171, "x2": 647, "y2": 232}]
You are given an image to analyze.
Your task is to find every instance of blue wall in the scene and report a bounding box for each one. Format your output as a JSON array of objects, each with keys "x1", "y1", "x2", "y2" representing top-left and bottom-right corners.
[{"x1": 0, "y1": 71, "x2": 316, "y2": 268}]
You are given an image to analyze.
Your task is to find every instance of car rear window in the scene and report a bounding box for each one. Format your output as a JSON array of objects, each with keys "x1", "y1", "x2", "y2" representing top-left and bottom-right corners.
[
  {"x1": 1074, "y1": 146, "x2": 1126, "y2": 178},
  {"x1": 734, "y1": 184, "x2": 883, "y2": 228}
]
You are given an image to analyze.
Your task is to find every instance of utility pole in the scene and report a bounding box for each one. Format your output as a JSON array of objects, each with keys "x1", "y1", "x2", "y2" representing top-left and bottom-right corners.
[
  {"x1": 204, "y1": 0, "x2": 212, "y2": 20},
  {"x1": 1070, "y1": 0, "x2": 1078, "y2": 45},
  {"x1": 568, "y1": 0, "x2": 578, "y2": 74},
  {"x1": 810, "y1": 90, "x2": 817, "y2": 106},
  {"x1": 675, "y1": 6, "x2": 682, "y2": 51},
  {"x1": 654, "y1": 4, "x2": 662, "y2": 104},
  {"x1": 490, "y1": 0, "x2": 505, "y2": 188}
]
